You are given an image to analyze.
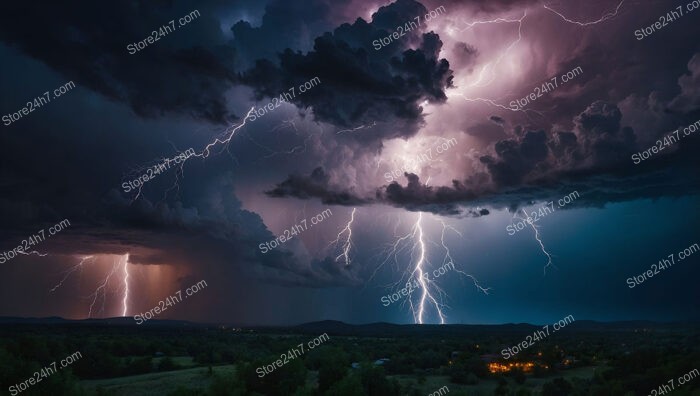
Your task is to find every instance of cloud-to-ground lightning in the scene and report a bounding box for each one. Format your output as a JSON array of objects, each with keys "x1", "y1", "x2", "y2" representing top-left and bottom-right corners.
[
  {"x1": 122, "y1": 253, "x2": 130, "y2": 317},
  {"x1": 376, "y1": 212, "x2": 489, "y2": 324},
  {"x1": 410, "y1": 213, "x2": 443, "y2": 324},
  {"x1": 515, "y1": 209, "x2": 555, "y2": 275},
  {"x1": 329, "y1": 208, "x2": 356, "y2": 267},
  {"x1": 49, "y1": 254, "x2": 132, "y2": 318},
  {"x1": 543, "y1": 0, "x2": 625, "y2": 26}
]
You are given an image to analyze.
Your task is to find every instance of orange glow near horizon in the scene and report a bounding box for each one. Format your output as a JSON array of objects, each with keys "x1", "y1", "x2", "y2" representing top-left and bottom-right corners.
[{"x1": 488, "y1": 361, "x2": 535, "y2": 374}]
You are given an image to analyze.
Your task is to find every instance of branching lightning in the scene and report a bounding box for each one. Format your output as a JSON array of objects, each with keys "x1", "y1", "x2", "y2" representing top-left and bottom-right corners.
[
  {"x1": 462, "y1": 12, "x2": 526, "y2": 89},
  {"x1": 330, "y1": 208, "x2": 356, "y2": 267},
  {"x1": 87, "y1": 258, "x2": 122, "y2": 318},
  {"x1": 437, "y1": 220, "x2": 490, "y2": 295},
  {"x1": 49, "y1": 254, "x2": 132, "y2": 318},
  {"x1": 451, "y1": 92, "x2": 544, "y2": 117},
  {"x1": 543, "y1": 0, "x2": 625, "y2": 26},
  {"x1": 515, "y1": 209, "x2": 555, "y2": 275},
  {"x1": 376, "y1": 212, "x2": 489, "y2": 324},
  {"x1": 126, "y1": 107, "x2": 256, "y2": 201},
  {"x1": 49, "y1": 255, "x2": 94, "y2": 293},
  {"x1": 448, "y1": 12, "x2": 548, "y2": 118}
]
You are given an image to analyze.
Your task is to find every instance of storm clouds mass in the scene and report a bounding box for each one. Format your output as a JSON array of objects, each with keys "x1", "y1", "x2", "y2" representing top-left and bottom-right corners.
[{"x1": 0, "y1": 0, "x2": 698, "y2": 325}]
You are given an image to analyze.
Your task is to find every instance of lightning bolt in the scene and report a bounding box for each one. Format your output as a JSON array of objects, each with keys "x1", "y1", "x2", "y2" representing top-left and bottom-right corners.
[
  {"x1": 543, "y1": 0, "x2": 625, "y2": 26},
  {"x1": 449, "y1": 12, "x2": 548, "y2": 117},
  {"x1": 336, "y1": 121, "x2": 377, "y2": 135},
  {"x1": 437, "y1": 220, "x2": 490, "y2": 295},
  {"x1": 463, "y1": 12, "x2": 527, "y2": 89},
  {"x1": 49, "y1": 255, "x2": 94, "y2": 293},
  {"x1": 17, "y1": 250, "x2": 48, "y2": 258},
  {"x1": 49, "y1": 254, "x2": 132, "y2": 318},
  {"x1": 451, "y1": 93, "x2": 544, "y2": 117},
  {"x1": 246, "y1": 119, "x2": 317, "y2": 162},
  {"x1": 411, "y1": 213, "x2": 445, "y2": 324},
  {"x1": 126, "y1": 107, "x2": 256, "y2": 201},
  {"x1": 516, "y1": 209, "x2": 555, "y2": 275},
  {"x1": 122, "y1": 253, "x2": 130, "y2": 317},
  {"x1": 377, "y1": 212, "x2": 489, "y2": 324},
  {"x1": 330, "y1": 208, "x2": 356, "y2": 267},
  {"x1": 87, "y1": 257, "x2": 122, "y2": 318}
]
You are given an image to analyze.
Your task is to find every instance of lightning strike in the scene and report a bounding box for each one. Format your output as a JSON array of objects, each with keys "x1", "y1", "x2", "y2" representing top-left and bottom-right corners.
[
  {"x1": 17, "y1": 250, "x2": 48, "y2": 258},
  {"x1": 49, "y1": 255, "x2": 94, "y2": 293},
  {"x1": 377, "y1": 212, "x2": 489, "y2": 324},
  {"x1": 411, "y1": 212, "x2": 446, "y2": 324},
  {"x1": 122, "y1": 253, "x2": 130, "y2": 317},
  {"x1": 449, "y1": 12, "x2": 548, "y2": 117},
  {"x1": 50, "y1": 254, "x2": 132, "y2": 318},
  {"x1": 543, "y1": 0, "x2": 625, "y2": 26},
  {"x1": 462, "y1": 12, "x2": 527, "y2": 88},
  {"x1": 126, "y1": 107, "x2": 256, "y2": 201},
  {"x1": 330, "y1": 208, "x2": 356, "y2": 267},
  {"x1": 517, "y1": 209, "x2": 555, "y2": 275},
  {"x1": 336, "y1": 121, "x2": 377, "y2": 135},
  {"x1": 451, "y1": 92, "x2": 544, "y2": 117},
  {"x1": 437, "y1": 220, "x2": 490, "y2": 295},
  {"x1": 87, "y1": 258, "x2": 122, "y2": 318}
]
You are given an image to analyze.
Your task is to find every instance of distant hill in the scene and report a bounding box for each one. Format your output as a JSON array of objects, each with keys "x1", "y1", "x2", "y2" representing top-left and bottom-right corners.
[{"x1": 0, "y1": 317, "x2": 696, "y2": 337}]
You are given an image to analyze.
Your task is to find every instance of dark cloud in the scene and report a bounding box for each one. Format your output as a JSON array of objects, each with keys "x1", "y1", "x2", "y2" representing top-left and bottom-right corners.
[
  {"x1": 0, "y1": 1, "x2": 240, "y2": 124},
  {"x1": 267, "y1": 95, "x2": 700, "y2": 215},
  {"x1": 230, "y1": 0, "x2": 335, "y2": 68},
  {"x1": 241, "y1": 0, "x2": 454, "y2": 140},
  {"x1": 265, "y1": 167, "x2": 370, "y2": 205},
  {"x1": 490, "y1": 115, "x2": 505, "y2": 125}
]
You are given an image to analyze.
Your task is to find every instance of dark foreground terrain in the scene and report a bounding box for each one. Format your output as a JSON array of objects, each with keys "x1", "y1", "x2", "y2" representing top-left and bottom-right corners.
[{"x1": 0, "y1": 318, "x2": 698, "y2": 395}]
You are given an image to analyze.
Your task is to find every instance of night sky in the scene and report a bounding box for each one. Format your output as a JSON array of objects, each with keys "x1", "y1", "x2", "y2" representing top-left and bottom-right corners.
[{"x1": 0, "y1": 0, "x2": 698, "y2": 326}]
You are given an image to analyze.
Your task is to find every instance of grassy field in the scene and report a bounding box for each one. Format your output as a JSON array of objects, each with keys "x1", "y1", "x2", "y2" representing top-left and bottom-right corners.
[
  {"x1": 80, "y1": 360, "x2": 598, "y2": 395},
  {"x1": 81, "y1": 364, "x2": 235, "y2": 395}
]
